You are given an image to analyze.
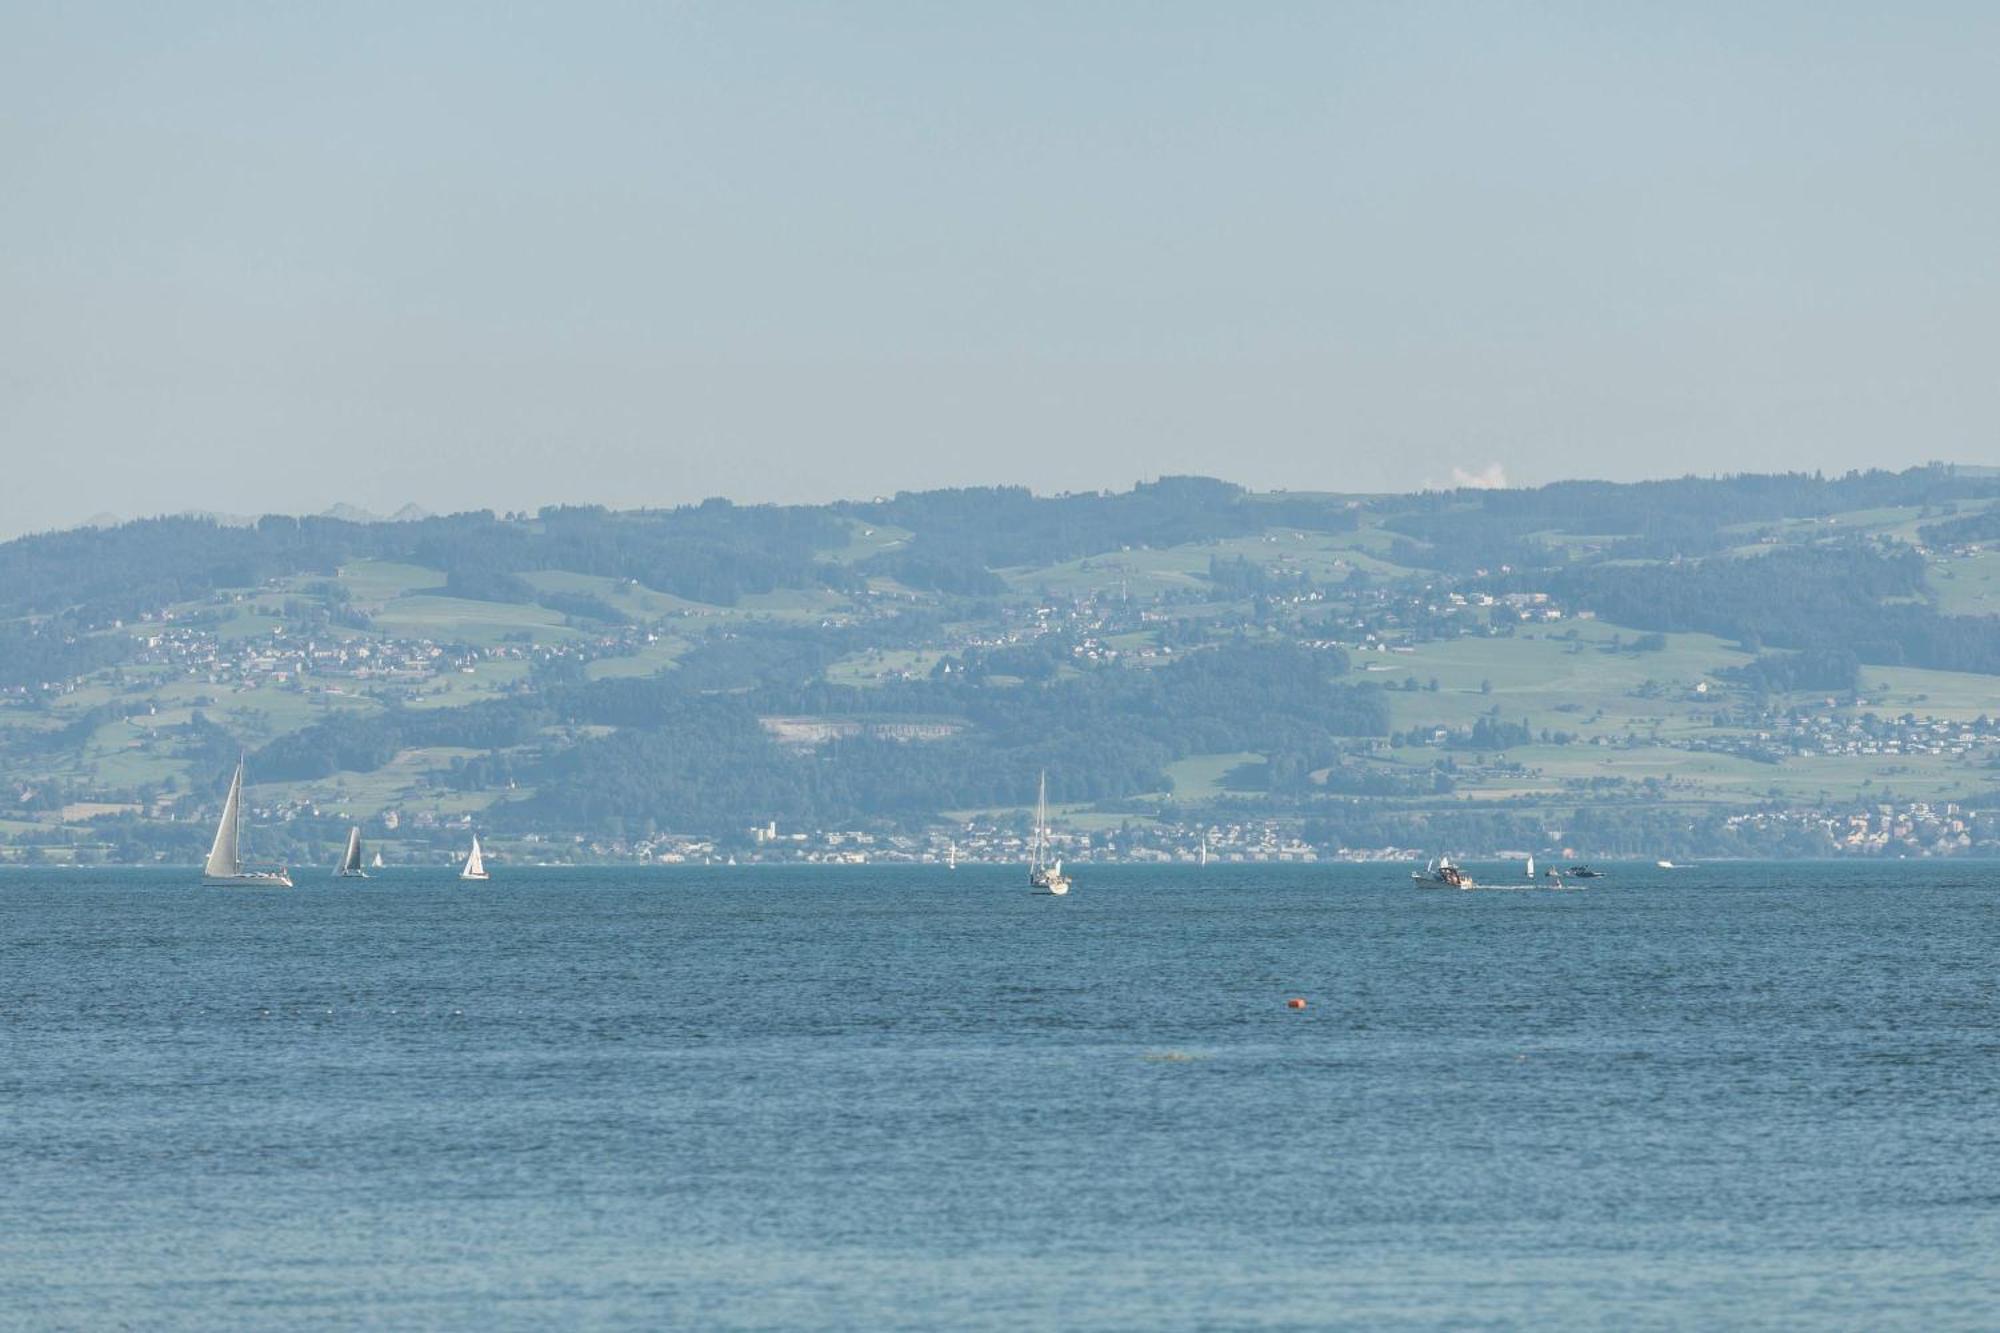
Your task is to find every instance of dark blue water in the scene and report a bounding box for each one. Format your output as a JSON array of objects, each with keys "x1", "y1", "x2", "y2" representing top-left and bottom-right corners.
[{"x1": 3, "y1": 863, "x2": 1998, "y2": 1329}]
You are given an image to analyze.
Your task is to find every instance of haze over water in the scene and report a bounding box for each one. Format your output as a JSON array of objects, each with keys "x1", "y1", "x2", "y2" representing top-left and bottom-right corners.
[{"x1": 4, "y1": 863, "x2": 1997, "y2": 1328}]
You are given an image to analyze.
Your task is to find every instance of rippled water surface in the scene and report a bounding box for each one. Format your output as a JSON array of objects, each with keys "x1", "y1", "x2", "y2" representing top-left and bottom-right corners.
[{"x1": 4, "y1": 863, "x2": 1998, "y2": 1328}]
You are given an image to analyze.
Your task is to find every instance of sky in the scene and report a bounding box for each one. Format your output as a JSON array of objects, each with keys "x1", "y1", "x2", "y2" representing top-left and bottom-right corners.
[{"x1": 3, "y1": 3, "x2": 1998, "y2": 536}]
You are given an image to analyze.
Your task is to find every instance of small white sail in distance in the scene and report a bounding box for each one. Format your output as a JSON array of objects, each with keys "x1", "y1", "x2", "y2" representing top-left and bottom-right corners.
[{"x1": 460, "y1": 834, "x2": 489, "y2": 881}]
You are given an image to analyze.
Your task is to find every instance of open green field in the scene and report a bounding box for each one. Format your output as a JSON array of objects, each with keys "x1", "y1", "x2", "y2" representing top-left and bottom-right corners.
[
  {"x1": 824, "y1": 649, "x2": 948, "y2": 688},
  {"x1": 586, "y1": 638, "x2": 691, "y2": 680},
  {"x1": 1864, "y1": 663, "x2": 2000, "y2": 718},
  {"x1": 210, "y1": 607, "x2": 291, "y2": 641},
  {"x1": 730, "y1": 587, "x2": 856, "y2": 619},
  {"x1": 0, "y1": 704, "x2": 54, "y2": 734},
  {"x1": 1929, "y1": 548, "x2": 2000, "y2": 617},
  {"x1": 1165, "y1": 752, "x2": 1263, "y2": 801},
  {"x1": 1371, "y1": 625, "x2": 1754, "y2": 739},
  {"x1": 370, "y1": 595, "x2": 581, "y2": 645},
  {"x1": 339, "y1": 560, "x2": 446, "y2": 607},
  {"x1": 73, "y1": 718, "x2": 184, "y2": 787},
  {"x1": 257, "y1": 745, "x2": 520, "y2": 818},
  {"x1": 518, "y1": 570, "x2": 710, "y2": 619},
  {"x1": 401, "y1": 659, "x2": 534, "y2": 709},
  {"x1": 822, "y1": 520, "x2": 915, "y2": 565},
  {"x1": 1004, "y1": 529, "x2": 1409, "y2": 599}
]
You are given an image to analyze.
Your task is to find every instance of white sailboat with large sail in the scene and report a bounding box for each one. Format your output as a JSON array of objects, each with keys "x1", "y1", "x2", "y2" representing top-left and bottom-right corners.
[
  {"x1": 460, "y1": 834, "x2": 489, "y2": 881},
  {"x1": 371, "y1": 850, "x2": 385, "y2": 869},
  {"x1": 1028, "y1": 771, "x2": 1070, "y2": 896},
  {"x1": 334, "y1": 826, "x2": 367, "y2": 878},
  {"x1": 202, "y1": 760, "x2": 292, "y2": 887}
]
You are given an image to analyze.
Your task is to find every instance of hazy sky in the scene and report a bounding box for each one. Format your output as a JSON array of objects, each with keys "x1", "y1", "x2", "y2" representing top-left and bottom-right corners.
[{"x1": 4, "y1": 4, "x2": 1998, "y2": 536}]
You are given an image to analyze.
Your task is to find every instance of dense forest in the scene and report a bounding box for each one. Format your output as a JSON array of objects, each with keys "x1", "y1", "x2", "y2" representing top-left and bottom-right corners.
[{"x1": 250, "y1": 640, "x2": 1384, "y2": 832}]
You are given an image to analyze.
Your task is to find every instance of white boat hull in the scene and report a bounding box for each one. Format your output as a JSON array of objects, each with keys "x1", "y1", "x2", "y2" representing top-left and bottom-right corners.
[{"x1": 204, "y1": 871, "x2": 293, "y2": 887}]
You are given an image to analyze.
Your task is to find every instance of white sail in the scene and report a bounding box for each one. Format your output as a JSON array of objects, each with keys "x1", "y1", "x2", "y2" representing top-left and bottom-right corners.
[
  {"x1": 1526, "y1": 855, "x2": 1535, "y2": 879},
  {"x1": 461, "y1": 835, "x2": 488, "y2": 880},
  {"x1": 371, "y1": 850, "x2": 384, "y2": 868},
  {"x1": 204, "y1": 764, "x2": 244, "y2": 879}
]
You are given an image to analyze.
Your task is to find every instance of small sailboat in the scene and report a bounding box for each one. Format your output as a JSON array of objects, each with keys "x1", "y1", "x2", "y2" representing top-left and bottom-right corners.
[
  {"x1": 371, "y1": 850, "x2": 385, "y2": 869},
  {"x1": 460, "y1": 834, "x2": 489, "y2": 881},
  {"x1": 1526, "y1": 855, "x2": 1535, "y2": 880},
  {"x1": 1028, "y1": 771, "x2": 1070, "y2": 896},
  {"x1": 948, "y1": 840, "x2": 958, "y2": 871},
  {"x1": 202, "y1": 759, "x2": 292, "y2": 887},
  {"x1": 1199, "y1": 833, "x2": 1209, "y2": 869},
  {"x1": 334, "y1": 826, "x2": 367, "y2": 878}
]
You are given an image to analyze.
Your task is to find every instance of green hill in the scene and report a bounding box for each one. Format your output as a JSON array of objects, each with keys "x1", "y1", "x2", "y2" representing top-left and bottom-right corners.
[{"x1": 4, "y1": 467, "x2": 1999, "y2": 865}]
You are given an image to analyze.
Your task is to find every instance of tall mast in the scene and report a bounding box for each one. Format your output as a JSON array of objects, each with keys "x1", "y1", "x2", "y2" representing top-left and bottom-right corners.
[{"x1": 1035, "y1": 771, "x2": 1047, "y2": 870}]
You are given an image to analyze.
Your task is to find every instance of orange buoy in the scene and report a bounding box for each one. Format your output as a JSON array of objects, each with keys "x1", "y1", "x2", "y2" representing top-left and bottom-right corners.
[{"x1": 1286, "y1": 997, "x2": 1307, "y2": 1010}]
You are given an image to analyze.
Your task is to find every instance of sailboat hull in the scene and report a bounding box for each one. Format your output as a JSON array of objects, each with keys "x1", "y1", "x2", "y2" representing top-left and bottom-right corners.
[{"x1": 204, "y1": 871, "x2": 293, "y2": 887}]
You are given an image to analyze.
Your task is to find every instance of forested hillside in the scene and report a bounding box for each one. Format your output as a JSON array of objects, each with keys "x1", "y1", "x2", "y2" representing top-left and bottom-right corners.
[{"x1": 5, "y1": 465, "x2": 2000, "y2": 866}]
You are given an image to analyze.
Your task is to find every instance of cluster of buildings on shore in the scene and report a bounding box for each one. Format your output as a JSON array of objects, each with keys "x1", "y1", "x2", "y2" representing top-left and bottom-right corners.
[
  {"x1": 594, "y1": 818, "x2": 1324, "y2": 866},
  {"x1": 1724, "y1": 802, "x2": 1993, "y2": 857},
  {"x1": 1669, "y1": 710, "x2": 2000, "y2": 767},
  {"x1": 467, "y1": 799, "x2": 2000, "y2": 866}
]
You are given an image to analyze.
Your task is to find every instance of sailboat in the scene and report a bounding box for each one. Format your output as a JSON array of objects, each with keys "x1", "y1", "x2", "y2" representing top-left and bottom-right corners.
[
  {"x1": 948, "y1": 840, "x2": 958, "y2": 871},
  {"x1": 334, "y1": 826, "x2": 367, "y2": 878},
  {"x1": 371, "y1": 850, "x2": 385, "y2": 869},
  {"x1": 202, "y1": 760, "x2": 292, "y2": 887},
  {"x1": 1028, "y1": 771, "x2": 1070, "y2": 896},
  {"x1": 1199, "y1": 833, "x2": 1209, "y2": 869},
  {"x1": 460, "y1": 834, "x2": 489, "y2": 881},
  {"x1": 1526, "y1": 855, "x2": 1535, "y2": 880}
]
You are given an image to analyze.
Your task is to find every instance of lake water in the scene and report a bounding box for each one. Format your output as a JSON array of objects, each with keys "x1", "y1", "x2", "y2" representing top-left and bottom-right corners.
[{"x1": 3, "y1": 863, "x2": 1998, "y2": 1329}]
